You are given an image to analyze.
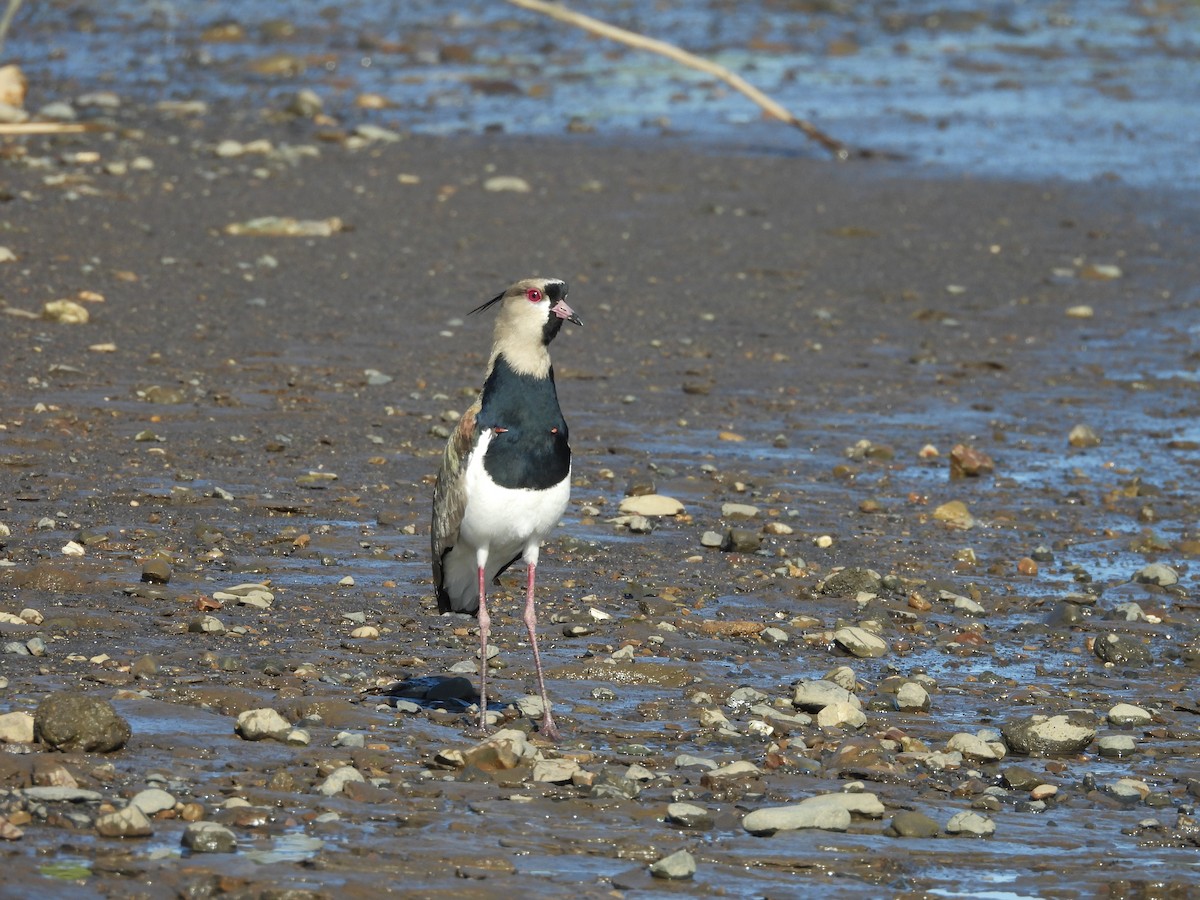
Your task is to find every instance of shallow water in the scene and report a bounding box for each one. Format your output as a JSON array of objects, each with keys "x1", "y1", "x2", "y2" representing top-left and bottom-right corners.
[{"x1": 6, "y1": 0, "x2": 1199, "y2": 189}]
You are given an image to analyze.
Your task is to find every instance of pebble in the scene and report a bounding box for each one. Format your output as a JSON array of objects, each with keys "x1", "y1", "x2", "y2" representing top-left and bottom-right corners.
[
  {"x1": 484, "y1": 175, "x2": 532, "y2": 193},
  {"x1": 649, "y1": 848, "x2": 696, "y2": 880},
  {"x1": 532, "y1": 759, "x2": 579, "y2": 783},
  {"x1": 1093, "y1": 632, "x2": 1153, "y2": 668},
  {"x1": 946, "y1": 811, "x2": 996, "y2": 837},
  {"x1": 317, "y1": 766, "x2": 365, "y2": 796},
  {"x1": 793, "y1": 680, "x2": 861, "y2": 712},
  {"x1": 1098, "y1": 734, "x2": 1137, "y2": 758},
  {"x1": 721, "y1": 528, "x2": 762, "y2": 553},
  {"x1": 895, "y1": 682, "x2": 931, "y2": 712},
  {"x1": 34, "y1": 693, "x2": 131, "y2": 753},
  {"x1": 188, "y1": 615, "x2": 226, "y2": 634},
  {"x1": 95, "y1": 805, "x2": 153, "y2": 838},
  {"x1": 1002, "y1": 712, "x2": 1096, "y2": 756},
  {"x1": 743, "y1": 792, "x2": 882, "y2": 835},
  {"x1": 1133, "y1": 563, "x2": 1178, "y2": 586},
  {"x1": 235, "y1": 708, "x2": 291, "y2": 741},
  {"x1": 1068, "y1": 424, "x2": 1101, "y2": 448},
  {"x1": 834, "y1": 626, "x2": 889, "y2": 658},
  {"x1": 1108, "y1": 703, "x2": 1152, "y2": 726},
  {"x1": 721, "y1": 502, "x2": 759, "y2": 518},
  {"x1": 946, "y1": 732, "x2": 1005, "y2": 761},
  {"x1": 130, "y1": 788, "x2": 176, "y2": 815},
  {"x1": 821, "y1": 567, "x2": 883, "y2": 596},
  {"x1": 618, "y1": 494, "x2": 684, "y2": 516},
  {"x1": 182, "y1": 822, "x2": 237, "y2": 853},
  {"x1": 666, "y1": 802, "x2": 714, "y2": 828},
  {"x1": 22, "y1": 786, "x2": 103, "y2": 802},
  {"x1": 816, "y1": 702, "x2": 867, "y2": 729},
  {"x1": 887, "y1": 811, "x2": 941, "y2": 838},
  {"x1": 0, "y1": 711, "x2": 34, "y2": 743},
  {"x1": 140, "y1": 559, "x2": 172, "y2": 584}
]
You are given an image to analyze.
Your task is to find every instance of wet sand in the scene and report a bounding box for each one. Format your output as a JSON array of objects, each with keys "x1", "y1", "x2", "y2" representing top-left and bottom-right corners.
[{"x1": 2, "y1": 105, "x2": 1200, "y2": 897}]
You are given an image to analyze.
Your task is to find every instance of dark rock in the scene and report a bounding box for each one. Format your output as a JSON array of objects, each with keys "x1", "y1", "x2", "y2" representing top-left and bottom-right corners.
[
  {"x1": 820, "y1": 567, "x2": 883, "y2": 596},
  {"x1": 35, "y1": 692, "x2": 131, "y2": 753},
  {"x1": 721, "y1": 528, "x2": 762, "y2": 553},
  {"x1": 141, "y1": 559, "x2": 172, "y2": 584},
  {"x1": 1002, "y1": 711, "x2": 1097, "y2": 757},
  {"x1": 1093, "y1": 632, "x2": 1153, "y2": 668},
  {"x1": 886, "y1": 811, "x2": 940, "y2": 838}
]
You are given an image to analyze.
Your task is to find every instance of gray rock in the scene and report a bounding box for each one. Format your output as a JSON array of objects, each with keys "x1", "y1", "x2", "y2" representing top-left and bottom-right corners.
[
  {"x1": 1133, "y1": 563, "x2": 1178, "y2": 586},
  {"x1": 130, "y1": 788, "x2": 175, "y2": 815},
  {"x1": 35, "y1": 692, "x2": 131, "y2": 753},
  {"x1": 21, "y1": 786, "x2": 104, "y2": 803},
  {"x1": 820, "y1": 567, "x2": 883, "y2": 596},
  {"x1": 317, "y1": 765, "x2": 365, "y2": 796},
  {"x1": 673, "y1": 754, "x2": 718, "y2": 770},
  {"x1": 700, "y1": 530, "x2": 723, "y2": 548},
  {"x1": 1108, "y1": 703, "x2": 1152, "y2": 727},
  {"x1": 666, "y1": 802, "x2": 714, "y2": 828},
  {"x1": 721, "y1": 502, "x2": 759, "y2": 519},
  {"x1": 95, "y1": 805, "x2": 153, "y2": 838},
  {"x1": 1093, "y1": 632, "x2": 1153, "y2": 668},
  {"x1": 1001, "y1": 712, "x2": 1097, "y2": 756},
  {"x1": 793, "y1": 680, "x2": 861, "y2": 713},
  {"x1": 721, "y1": 528, "x2": 762, "y2": 553},
  {"x1": 649, "y1": 848, "x2": 696, "y2": 880},
  {"x1": 1098, "y1": 734, "x2": 1137, "y2": 758},
  {"x1": 946, "y1": 811, "x2": 996, "y2": 837},
  {"x1": 182, "y1": 821, "x2": 237, "y2": 853},
  {"x1": 834, "y1": 626, "x2": 889, "y2": 658},
  {"x1": 946, "y1": 732, "x2": 1005, "y2": 762},
  {"x1": 235, "y1": 708, "x2": 291, "y2": 741},
  {"x1": 887, "y1": 811, "x2": 940, "y2": 838},
  {"x1": 895, "y1": 681, "x2": 931, "y2": 712},
  {"x1": 743, "y1": 793, "x2": 882, "y2": 835}
]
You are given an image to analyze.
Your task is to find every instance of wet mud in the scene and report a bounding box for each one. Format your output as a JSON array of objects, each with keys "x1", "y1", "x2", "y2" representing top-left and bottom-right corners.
[{"x1": 1, "y1": 43, "x2": 1200, "y2": 900}]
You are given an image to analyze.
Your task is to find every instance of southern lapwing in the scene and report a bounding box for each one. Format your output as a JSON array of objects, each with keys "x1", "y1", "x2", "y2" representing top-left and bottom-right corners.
[{"x1": 431, "y1": 277, "x2": 581, "y2": 740}]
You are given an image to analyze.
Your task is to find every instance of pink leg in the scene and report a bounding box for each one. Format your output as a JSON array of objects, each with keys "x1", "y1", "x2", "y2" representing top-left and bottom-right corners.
[
  {"x1": 476, "y1": 565, "x2": 490, "y2": 733},
  {"x1": 524, "y1": 563, "x2": 560, "y2": 741}
]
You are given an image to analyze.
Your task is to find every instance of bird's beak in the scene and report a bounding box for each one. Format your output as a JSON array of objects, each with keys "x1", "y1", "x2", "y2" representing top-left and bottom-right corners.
[{"x1": 551, "y1": 299, "x2": 582, "y2": 326}]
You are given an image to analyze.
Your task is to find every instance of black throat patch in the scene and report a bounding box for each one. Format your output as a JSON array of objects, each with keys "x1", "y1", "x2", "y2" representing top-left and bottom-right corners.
[{"x1": 477, "y1": 355, "x2": 570, "y2": 490}]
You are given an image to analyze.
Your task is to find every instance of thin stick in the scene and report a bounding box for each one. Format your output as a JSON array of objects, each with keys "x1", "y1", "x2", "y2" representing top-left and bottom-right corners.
[
  {"x1": 506, "y1": 0, "x2": 854, "y2": 159},
  {"x1": 0, "y1": 0, "x2": 23, "y2": 58}
]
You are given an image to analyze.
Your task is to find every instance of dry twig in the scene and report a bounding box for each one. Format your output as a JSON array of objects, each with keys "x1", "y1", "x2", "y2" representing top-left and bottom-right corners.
[{"x1": 506, "y1": 0, "x2": 857, "y2": 158}]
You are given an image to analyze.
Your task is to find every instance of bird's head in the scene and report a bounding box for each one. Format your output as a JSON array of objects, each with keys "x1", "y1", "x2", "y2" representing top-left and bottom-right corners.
[{"x1": 472, "y1": 277, "x2": 581, "y2": 355}]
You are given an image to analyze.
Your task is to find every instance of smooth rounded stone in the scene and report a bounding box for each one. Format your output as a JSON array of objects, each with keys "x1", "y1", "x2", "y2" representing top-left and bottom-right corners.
[
  {"x1": 0, "y1": 710, "x2": 35, "y2": 743},
  {"x1": 532, "y1": 758, "x2": 580, "y2": 784},
  {"x1": 618, "y1": 494, "x2": 684, "y2": 517},
  {"x1": 895, "y1": 682, "x2": 931, "y2": 712},
  {"x1": 721, "y1": 527, "x2": 762, "y2": 553},
  {"x1": 649, "y1": 848, "x2": 696, "y2": 880},
  {"x1": 834, "y1": 626, "x2": 889, "y2": 659},
  {"x1": 666, "y1": 802, "x2": 714, "y2": 828},
  {"x1": 317, "y1": 765, "x2": 365, "y2": 797},
  {"x1": 235, "y1": 708, "x2": 291, "y2": 741},
  {"x1": 721, "y1": 502, "x2": 759, "y2": 518},
  {"x1": 824, "y1": 666, "x2": 858, "y2": 691},
  {"x1": 952, "y1": 594, "x2": 986, "y2": 616},
  {"x1": 188, "y1": 615, "x2": 226, "y2": 634},
  {"x1": 817, "y1": 701, "x2": 867, "y2": 729},
  {"x1": 182, "y1": 821, "x2": 237, "y2": 853},
  {"x1": 945, "y1": 811, "x2": 996, "y2": 837},
  {"x1": 1093, "y1": 632, "x2": 1154, "y2": 668},
  {"x1": 1001, "y1": 712, "x2": 1097, "y2": 757},
  {"x1": 793, "y1": 680, "x2": 861, "y2": 713},
  {"x1": 887, "y1": 811, "x2": 940, "y2": 838},
  {"x1": 761, "y1": 626, "x2": 789, "y2": 644},
  {"x1": 130, "y1": 788, "x2": 176, "y2": 815},
  {"x1": 1133, "y1": 563, "x2": 1178, "y2": 586},
  {"x1": 820, "y1": 567, "x2": 883, "y2": 596},
  {"x1": 1098, "y1": 734, "x2": 1138, "y2": 758},
  {"x1": 947, "y1": 733, "x2": 1006, "y2": 762},
  {"x1": 673, "y1": 753, "x2": 718, "y2": 770},
  {"x1": 140, "y1": 559, "x2": 172, "y2": 584},
  {"x1": 700, "y1": 530, "x2": 723, "y2": 548},
  {"x1": 285, "y1": 728, "x2": 311, "y2": 746},
  {"x1": 1108, "y1": 778, "x2": 1149, "y2": 802},
  {"x1": 35, "y1": 692, "x2": 131, "y2": 753},
  {"x1": 1108, "y1": 703, "x2": 1153, "y2": 727},
  {"x1": 22, "y1": 786, "x2": 104, "y2": 802},
  {"x1": 285, "y1": 88, "x2": 323, "y2": 117},
  {"x1": 1068, "y1": 424, "x2": 1101, "y2": 448},
  {"x1": 1001, "y1": 766, "x2": 1043, "y2": 791},
  {"x1": 744, "y1": 792, "x2": 881, "y2": 835},
  {"x1": 39, "y1": 100, "x2": 78, "y2": 120},
  {"x1": 95, "y1": 805, "x2": 153, "y2": 838}
]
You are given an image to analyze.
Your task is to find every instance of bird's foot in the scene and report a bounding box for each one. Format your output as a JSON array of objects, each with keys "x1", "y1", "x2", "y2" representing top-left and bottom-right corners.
[{"x1": 539, "y1": 714, "x2": 561, "y2": 743}]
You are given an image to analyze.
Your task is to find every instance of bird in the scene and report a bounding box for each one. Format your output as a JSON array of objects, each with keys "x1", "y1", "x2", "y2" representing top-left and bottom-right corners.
[{"x1": 431, "y1": 277, "x2": 581, "y2": 740}]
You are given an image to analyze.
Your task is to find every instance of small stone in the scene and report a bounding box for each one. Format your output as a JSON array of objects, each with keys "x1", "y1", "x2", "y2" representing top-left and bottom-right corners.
[
  {"x1": 0, "y1": 711, "x2": 35, "y2": 743},
  {"x1": 820, "y1": 567, "x2": 882, "y2": 596},
  {"x1": 945, "y1": 811, "x2": 995, "y2": 837},
  {"x1": 618, "y1": 495, "x2": 684, "y2": 516},
  {"x1": 316, "y1": 766, "x2": 365, "y2": 796},
  {"x1": 816, "y1": 701, "x2": 866, "y2": 729},
  {"x1": 1068, "y1": 424, "x2": 1101, "y2": 448},
  {"x1": 1108, "y1": 703, "x2": 1152, "y2": 727},
  {"x1": 949, "y1": 444, "x2": 994, "y2": 479},
  {"x1": 350, "y1": 625, "x2": 379, "y2": 639},
  {"x1": 700, "y1": 530, "x2": 723, "y2": 548},
  {"x1": 95, "y1": 805, "x2": 153, "y2": 838},
  {"x1": 42, "y1": 299, "x2": 89, "y2": 324},
  {"x1": 834, "y1": 626, "x2": 889, "y2": 658},
  {"x1": 1080, "y1": 263, "x2": 1122, "y2": 280},
  {"x1": 947, "y1": 732, "x2": 1005, "y2": 761},
  {"x1": 1093, "y1": 632, "x2": 1153, "y2": 668},
  {"x1": 894, "y1": 682, "x2": 931, "y2": 712},
  {"x1": 793, "y1": 680, "x2": 860, "y2": 713},
  {"x1": 484, "y1": 175, "x2": 532, "y2": 193},
  {"x1": 182, "y1": 822, "x2": 237, "y2": 853},
  {"x1": 666, "y1": 802, "x2": 714, "y2": 829},
  {"x1": 188, "y1": 615, "x2": 226, "y2": 634},
  {"x1": 235, "y1": 708, "x2": 291, "y2": 741},
  {"x1": 1133, "y1": 563, "x2": 1178, "y2": 586},
  {"x1": 285, "y1": 89, "x2": 323, "y2": 117},
  {"x1": 933, "y1": 500, "x2": 975, "y2": 529},
  {"x1": 1098, "y1": 734, "x2": 1137, "y2": 758},
  {"x1": 649, "y1": 848, "x2": 695, "y2": 880},
  {"x1": 886, "y1": 811, "x2": 940, "y2": 838},
  {"x1": 532, "y1": 759, "x2": 580, "y2": 784},
  {"x1": 130, "y1": 788, "x2": 176, "y2": 815},
  {"x1": 721, "y1": 502, "x2": 759, "y2": 518},
  {"x1": 721, "y1": 528, "x2": 762, "y2": 553},
  {"x1": 1030, "y1": 784, "x2": 1058, "y2": 801},
  {"x1": 140, "y1": 559, "x2": 172, "y2": 584},
  {"x1": 35, "y1": 692, "x2": 131, "y2": 753},
  {"x1": 1002, "y1": 712, "x2": 1096, "y2": 756}
]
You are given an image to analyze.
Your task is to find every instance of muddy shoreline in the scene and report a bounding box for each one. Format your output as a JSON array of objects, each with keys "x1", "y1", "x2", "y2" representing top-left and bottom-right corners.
[{"x1": 2, "y1": 99, "x2": 1200, "y2": 898}]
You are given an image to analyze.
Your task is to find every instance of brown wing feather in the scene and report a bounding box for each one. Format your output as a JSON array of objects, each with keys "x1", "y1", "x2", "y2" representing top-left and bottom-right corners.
[{"x1": 431, "y1": 398, "x2": 480, "y2": 610}]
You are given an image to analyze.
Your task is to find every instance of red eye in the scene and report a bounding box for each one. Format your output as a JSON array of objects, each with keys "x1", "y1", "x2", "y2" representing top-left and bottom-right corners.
[{"x1": 526, "y1": 288, "x2": 542, "y2": 303}]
